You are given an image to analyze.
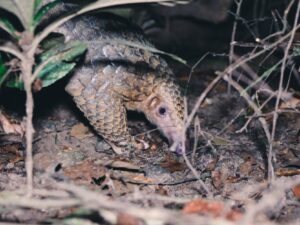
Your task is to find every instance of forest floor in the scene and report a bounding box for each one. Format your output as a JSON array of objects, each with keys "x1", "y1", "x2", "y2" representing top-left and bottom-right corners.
[{"x1": 0, "y1": 63, "x2": 300, "y2": 224}]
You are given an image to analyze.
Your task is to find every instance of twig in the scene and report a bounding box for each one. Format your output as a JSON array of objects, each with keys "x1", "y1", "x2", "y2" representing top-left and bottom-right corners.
[
  {"x1": 236, "y1": 92, "x2": 276, "y2": 133},
  {"x1": 29, "y1": 0, "x2": 177, "y2": 57},
  {"x1": 182, "y1": 98, "x2": 211, "y2": 197},
  {"x1": 0, "y1": 46, "x2": 25, "y2": 62},
  {"x1": 221, "y1": 73, "x2": 271, "y2": 142},
  {"x1": 184, "y1": 52, "x2": 210, "y2": 96},
  {"x1": 268, "y1": 0, "x2": 300, "y2": 183},
  {"x1": 228, "y1": 0, "x2": 243, "y2": 93}
]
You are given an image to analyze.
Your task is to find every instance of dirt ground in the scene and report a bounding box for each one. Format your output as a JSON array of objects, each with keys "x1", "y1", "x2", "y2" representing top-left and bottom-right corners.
[{"x1": 0, "y1": 63, "x2": 300, "y2": 224}]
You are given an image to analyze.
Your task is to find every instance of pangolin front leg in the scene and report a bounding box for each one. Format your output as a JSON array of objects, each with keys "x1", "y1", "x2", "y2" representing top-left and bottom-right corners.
[{"x1": 65, "y1": 65, "x2": 147, "y2": 154}]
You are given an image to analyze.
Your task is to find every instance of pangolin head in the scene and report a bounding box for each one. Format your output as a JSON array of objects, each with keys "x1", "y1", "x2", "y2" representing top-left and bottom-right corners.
[{"x1": 142, "y1": 74, "x2": 188, "y2": 154}]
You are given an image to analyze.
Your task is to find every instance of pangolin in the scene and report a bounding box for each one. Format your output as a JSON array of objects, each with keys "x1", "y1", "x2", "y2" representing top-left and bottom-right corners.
[{"x1": 52, "y1": 3, "x2": 187, "y2": 154}]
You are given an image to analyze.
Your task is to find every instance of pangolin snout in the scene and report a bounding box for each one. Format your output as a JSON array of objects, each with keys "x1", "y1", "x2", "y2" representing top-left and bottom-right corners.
[{"x1": 167, "y1": 130, "x2": 190, "y2": 154}]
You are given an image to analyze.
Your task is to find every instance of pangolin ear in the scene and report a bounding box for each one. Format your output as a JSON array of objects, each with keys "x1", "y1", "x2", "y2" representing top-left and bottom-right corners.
[{"x1": 148, "y1": 96, "x2": 161, "y2": 110}]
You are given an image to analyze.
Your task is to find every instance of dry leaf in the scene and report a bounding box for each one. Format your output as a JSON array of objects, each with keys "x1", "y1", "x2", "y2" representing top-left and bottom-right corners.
[
  {"x1": 280, "y1": 96, "x2": 300, "y2": 109},
  {"x1": 132, "y1": 174, "x2": 155, "y2": 184},
  {"x1": 117, "y1": 213, "x2": 143, "y2": 225},
  {"x1": 0, "y1": 112, "x2": 24, "y2": 136},
  {"x1": 292, "y1": 184, "x2": 300, "y2": 200},
  {"x1": 212, "y1": 136, "x2": 231, "y2": 145},
  {"x1": 276, "y1": 168, "x2": 300, "y2": 177},
  {"x1": 183, "y1": 199, "x2": 222, "y2": 215},
  {"x1": 155, "y1": 185, "x2": 168, "y2": 195},
  {"x1": 239, "y1": 155, "x2": 255, "y2": 175},
  {"x1": 211, "y1": 170, "x2": 223, "y2": 190},
  {"x1": 63, "y1": 159, "x2": 106, "y2": 185},
  {"x1": 183, "y1": 199, "x2": 242, "y2": 221},
  {"x1": 0, "y1": 144, "x2": 24, "y2": 167},
  {"x1": 160, "y1": 155, "x2": 186, "y2": 172},
  {"x1": 106, "y1": 160, "x2": 142, "y2": 172},
  {"x1": 70, "y1": 123, "x2": 92, "y2": 139}
]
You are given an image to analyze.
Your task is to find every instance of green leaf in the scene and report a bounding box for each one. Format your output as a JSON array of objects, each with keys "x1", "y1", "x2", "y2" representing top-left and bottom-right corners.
[
  {"x1": 3, "y1": 39, "x2": 86, "y2": 90},
  {"x1": 0, "y1": 0, "x2": 35, "y2": 30},
  {"x1": 0, "y1": 17, "x2": 19, "y2": 39},
  {"x1": 34, "y1": 40, "x2": 87, "y2": 88},
  {"x1": 34, "y1": 0, "x2": 43, "y2": 13},
  {"x1": 33, "y1": 0, "x2": 62, "y2": 28},
  {"x1": 38, "y1": 61, "x2": 76, "y2": 87},
  {"x1": 5, "y1": 73, "x2": 23, "y2": 89},
  {"x1": 40, "y1": 40, "x2": 87, "y2": 62},
  {"x1": 0, "y1": 54, "x2": 8, "y2": 87},
  {"x1": 40, "y1": 34, "x2": 65, "y2": 50}
]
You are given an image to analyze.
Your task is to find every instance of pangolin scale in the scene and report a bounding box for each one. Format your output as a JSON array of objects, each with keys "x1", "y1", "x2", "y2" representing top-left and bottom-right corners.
[{"x1": 52, "y1": 3, "x2": 187, "y2": 154}]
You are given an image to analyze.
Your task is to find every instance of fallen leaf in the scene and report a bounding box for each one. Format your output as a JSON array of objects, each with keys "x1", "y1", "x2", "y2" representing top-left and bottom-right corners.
[
  {"x1": 212, "y1": 136, "x2": 231, "y2": 145},
  {"x1": 226, "y1": 176, "x2": 242, "y2": 183},
  {"x1": 117, "y1": 213, "x2": 143, "y2": 225},
  {"x1": 63, "y1": 159, "x2": 106, "y2": 185},
  {"x1": 276, "y1": 168, "x2": 300, "y2": 176},
  {"x1": 105, "y1": 160, "x2": 142, "y2": 172},
  {"x1": 150, "y1": 143, "x2": 158, "y2": 151},
  {"x1": 0, "y1": 144, "x2": 24, "y2": 167},
  {"x1": 0, "y1": 111, "x2": 24, "y2": 136},
  {"x1": 239, "y1": 155, "x2": 255, "y2": 175},
  {"x1": 292, "y1": 184, "x2": 300, "y2": 200},
  {"x1": 160, "y1": 155, "x2": 186, "y2": 173},
  {"x1": 183, "y1": 199, "x2": 222, "y2": 215},
  {"x1": 70, "y1": 123, "x2": 92, "y2": 140},
  {"x1": 280, "y1": 96, "x2": 300, "y2": 109},
  {"x1": 132, "y1": 174, "x2": 156, "y2": 184},
  {"x1": 155, "y1": 185, "x2": 168, "y2": 195},
  {"x1": 211, "y1": 170, "x2": 223, "y2": 190},
  {"x1": 183, "y1": 199, "x2": 242, "y2": 221}
]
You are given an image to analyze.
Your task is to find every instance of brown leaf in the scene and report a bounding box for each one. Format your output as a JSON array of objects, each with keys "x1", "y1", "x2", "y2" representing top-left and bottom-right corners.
[
  {"x1": 155, "y1": 185, "x2": 168, "y2": 196},
  {"x1": 292, "y1": 184, "x2": 300, "y2": 200},
  {"x1": 0, "y1": 144, "x2": 23, "y2": 167},
  {"x1": 183, "y1": 199, "x2": 242, "y2": 221},
  {"x1": 183, "y1": 199, "x2": 222, "y2": 215},
  {"x1": 150, "y1": 143, "x2": 158, "y2": 151},
  {"x1": 226, "y1": 176, "x2": 242, "y2": 184},
  {"x1": 239, "y1": 155, "x2": 255, "y2": 175},
  {"x1": 211, "y1": 170, "x2": 223, "y2": 190},
  {"x1": 117, "y1": 213, "x2": 144, "y2": 225},
  {"x1": 63, "y1": 159, "x2": 106, "y2": 185},
  {"x1": 70, "y1": 123, "x2": 92, "y2": 140},
  {"x1": 132, "y1": 174, "x2": 155, "y2": 184},
  {"x1": 32, "y1": 79, "x2": 43, "y2": 92},
  {"x1": 276, "y1": 168, "x2": 300, "y2": 177},
  {"x1": 106, "y1": 160, "x2": 142, "y2": 172},
  {"x1": 160, "y1": 155, "x2": 186, "y2": 173},
  {"x1": 0, "y1": 112, "x2": 24, "y2": 136},
  {"x1": 280, "y1": 96, "x2": 300, "y2": 109}
]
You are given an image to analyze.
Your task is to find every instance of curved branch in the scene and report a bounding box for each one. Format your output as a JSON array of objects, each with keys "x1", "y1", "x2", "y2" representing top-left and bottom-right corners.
[
  {"x1": 0, "y1": 46, "x2": 26, "y2": 62},
  {"x1": 29, "y1": 0, "x2": 174, "y2": 57}
]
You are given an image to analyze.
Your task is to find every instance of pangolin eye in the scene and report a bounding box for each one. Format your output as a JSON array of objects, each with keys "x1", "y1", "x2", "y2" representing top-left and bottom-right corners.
[{"x1": 158, "y1": 107, "x2": 167, "y2": 116}]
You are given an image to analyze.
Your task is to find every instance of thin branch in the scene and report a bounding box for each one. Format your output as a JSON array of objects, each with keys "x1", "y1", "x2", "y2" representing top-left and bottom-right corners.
[
  {"x1": 221, "y1": 73, "x2": 271, "y2": 142},
  {"x1": 228, "y1": 0, "x2": 243, "y2": 93},
  {"x1": 268, "y1": 0, "x2": 300, "y2": 183},
  {"x1": 181, "y1": 22, "x2": 300, "y2": 140},
  {"x1": 0, "y1": 46, "x2": 26, "y2": 62},
  {"x1": 29, "y1": 0, "x2": 177, "y2": 57}
]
